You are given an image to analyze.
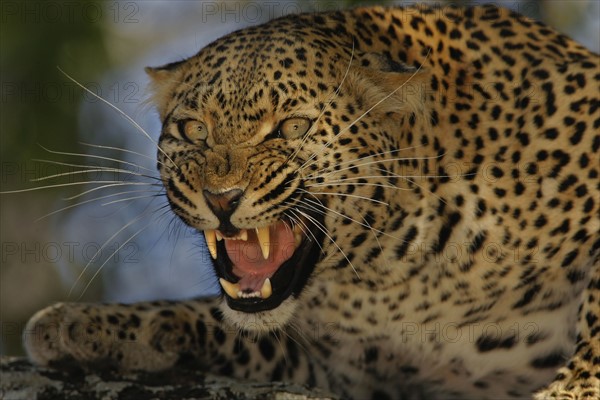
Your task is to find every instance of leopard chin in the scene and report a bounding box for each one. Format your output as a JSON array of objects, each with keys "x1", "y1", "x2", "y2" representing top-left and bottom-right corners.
[{"x1": 220, "y1": 296, "x2": 299, "y2": 333}]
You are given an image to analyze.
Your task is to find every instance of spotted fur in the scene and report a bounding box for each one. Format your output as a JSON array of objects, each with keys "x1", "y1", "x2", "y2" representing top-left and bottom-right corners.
[{"x1": 24, "y1": 5, "x2": 599, "y2": 399}]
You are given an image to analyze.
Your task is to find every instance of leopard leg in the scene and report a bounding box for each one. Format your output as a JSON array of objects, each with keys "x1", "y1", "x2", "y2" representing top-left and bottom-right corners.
[
  {"x1": 534, "y1": 260, "x2": 600, "y2": 400},
  {"x1": 24, "y1": 299, "x2": 218, "y2": 371},
  {"x1": 23, "y1": 298, "x2": 328, "y2": 387}
]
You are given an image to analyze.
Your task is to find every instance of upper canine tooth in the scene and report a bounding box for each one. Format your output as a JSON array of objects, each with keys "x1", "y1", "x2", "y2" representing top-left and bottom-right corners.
[
  {"x1": 204, "y1": 230, "x2": 217, "y2": 259},
  {"x1": 219, "y1": 278, "x2": 240, "y2": 299},
  {"x1": 255, "y1": 226, "x2": 270, "y2": 260},
  {"x1": 260, "y1": 278, "x2": 272, "y2": 299}
]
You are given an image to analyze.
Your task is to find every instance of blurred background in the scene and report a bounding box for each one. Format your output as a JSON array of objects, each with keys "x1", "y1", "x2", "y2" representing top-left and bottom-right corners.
[{"x1": 1, "y1": 0, "x2": 598, "y2": 356}]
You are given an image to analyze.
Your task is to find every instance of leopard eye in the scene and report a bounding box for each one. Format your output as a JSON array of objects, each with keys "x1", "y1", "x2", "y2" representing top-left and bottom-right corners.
[
  {"x1": 177, "y1": 120, "x2": 208, "y2": 144},
  {"x1": 279, "y1": 117, "x2": 311, "y2": 139}
]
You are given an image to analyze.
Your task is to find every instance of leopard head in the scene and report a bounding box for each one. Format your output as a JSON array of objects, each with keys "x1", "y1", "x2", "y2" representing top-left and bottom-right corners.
[{"x1": 146, "y1": 12, "x2": 428, "y2": 331}]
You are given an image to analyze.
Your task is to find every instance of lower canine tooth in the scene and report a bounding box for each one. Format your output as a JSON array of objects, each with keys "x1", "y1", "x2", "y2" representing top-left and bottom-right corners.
[
  {"x1": 294, "y1": 231, "x2": 302, "y2": 247},
  {"x1": 219, "y1": 278, "x2": 240, "y2": 299},
  {"x1": 260, "y1": 278, "x2": 272, "y2": 299},
  {"x1": 204, "y1": 230, "x2": 217, "y2": 259}
]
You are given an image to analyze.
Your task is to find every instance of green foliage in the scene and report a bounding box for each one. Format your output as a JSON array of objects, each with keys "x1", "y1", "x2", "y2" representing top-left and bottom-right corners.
[{"x1": 0, "y1": 0, "x2": 109, "y2": 169}]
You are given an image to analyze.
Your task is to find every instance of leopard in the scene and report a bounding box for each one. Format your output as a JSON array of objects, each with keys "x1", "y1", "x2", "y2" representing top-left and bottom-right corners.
[{"x1": 23, "y1": 4, "x2": 599, "y2": 399}]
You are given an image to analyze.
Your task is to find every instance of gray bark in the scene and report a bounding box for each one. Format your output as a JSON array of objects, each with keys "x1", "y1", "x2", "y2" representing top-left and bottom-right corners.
[{"x1": 0, "y1": 356, "x2": 336, "y2": 400}]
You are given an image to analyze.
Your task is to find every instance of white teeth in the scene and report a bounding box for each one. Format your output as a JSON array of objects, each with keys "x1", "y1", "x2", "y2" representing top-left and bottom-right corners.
[
  {"x1": 204, "y1": 230, "x2": 217, "y2": 259},
  {"x1": 260, "y1": 278, "x2": 272, "y2": 299},
  {"x1": 220, "y1": 278, "x2": 272, "y2": 300},
  {"x1": 255, "y1": 226, "x2": 270, "y2": 260},
  {"x1": 219, "y1": 278, "x2": 240, "y2": 299},
  {"x1": 216, "y1": 229, "x2": 248, "y2": 241}
]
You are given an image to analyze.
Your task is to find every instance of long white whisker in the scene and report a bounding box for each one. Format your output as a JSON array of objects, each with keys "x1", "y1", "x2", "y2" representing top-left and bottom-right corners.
[
  {"x1": 298, "y1": 198, "x2": 405, "y2": 243},
  {"x1": 402, "y1": 176, "x2": 449, "y2": 206},
  {"x1": 296, "y1": 209, "x2": 360, "y2": 279},
  {"x1": 306, "y1": 181, "x2": 411, "y2": 191},
  {"x1": 288, "y1": 39, "x2": 356, "y2": 164},
  {"x1": 75, "y1": 225, "x2": 150, "y2": 301},
  {"x1": 371, "y1": 166, "x2": 477, "y2": 180},
  {"x1": 281, "y1": 323, "x2": 311, "y2": 356},
  {"x1": 329, "y1": 50, "x2": 431, "y2": 147},
  {"x1": 79, "y1": 141, "x2": 168, "y2": 168},
  {"x1": 300, "y1": 48, "x2": 431, "y2": 172},
  {"x1": 309, "y1": 153, "x2": 446, "y2": 181},
  {"x1": 63, "y1": 182, "x2": 159, "y2": 200},
  {"x1": 308, "y1": 170, "x2": 475, "y2": 184},
  {"x1": 101, "y1": 193, "x2": 163, "y2": 206},
  {"x1": 286, "y1": 208, "x2": 325, "y2": 255},
  {"x1": 301, "y1": 198, "x2": 376, "y2": 229},
  {"x1": 57, "y1": 66, "x2": 179, "y2": 170},
  {"x1": 34, "y1": 189, "x2": 162, "y2": 222},
  {"x1": 317, "y1": 145, "x2": 424, "y2": 170},
  {"x1": 38, "y1": 144, "x2": 157, "y2": 174},
  {"x1": 69, "y1": 209, "x2": 153, "y2": 299},
  {"x1": 32, "y1": 158, "x2": 102, "y2": 170},
  {"x1": 0, "y1": 180, "x2": 139, "y2": 194},
  {"x1": 302, "y1": 151, "x2": 427, "y2": 182},
  {"x1": 286, "y1": 320, "x2": 313, "y2": 351},
  {"x1": 33, "y1": 157, "x2": 157, "y2": 176},
  {"x1": 299, "y1": 188, "x2": 388, "y2": 207},
  {"x1": 30, "y1": 168, "x2": 155, "y2": 182},
  {"x1": 300, "y1": 144, "x2": 425, "y2": 178},
  {"x1": 272, "y1": 330, "x2": 288, "y2": 365}
]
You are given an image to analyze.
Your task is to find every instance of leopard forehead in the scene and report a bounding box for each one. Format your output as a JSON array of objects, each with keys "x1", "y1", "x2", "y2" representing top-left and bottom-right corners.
[{"x1": 155, "y1": 16, "x2": 356, "y2": 143}]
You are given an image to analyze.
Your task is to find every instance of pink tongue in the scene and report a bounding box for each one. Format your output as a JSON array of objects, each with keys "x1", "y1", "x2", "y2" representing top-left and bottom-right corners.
[{"x1": 224, "y1": 223, "x2": 296, "y2": 292}]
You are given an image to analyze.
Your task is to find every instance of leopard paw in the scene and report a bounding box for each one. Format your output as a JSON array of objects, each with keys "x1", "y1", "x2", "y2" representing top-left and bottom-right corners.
[
  {"x1": 23, "y1": 302, "x2": 182, "y2": 371},
  {"x1": 23, "y1": 302, "x2": 79, "y2": 366}
]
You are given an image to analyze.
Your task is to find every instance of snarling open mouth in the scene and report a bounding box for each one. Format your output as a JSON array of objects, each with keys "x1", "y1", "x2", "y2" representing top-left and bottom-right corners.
[{"x1": 203, "y1": 216, "x2": 324, "y2": 313}]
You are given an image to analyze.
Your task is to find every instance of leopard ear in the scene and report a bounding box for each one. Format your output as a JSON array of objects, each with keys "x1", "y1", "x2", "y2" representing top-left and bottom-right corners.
[
  {"x1": 347, "y1": 52, "x2": 429, "y2": 116},
  {"x1": 145, "y1": 60, "x2": 186, "y2": 119}
]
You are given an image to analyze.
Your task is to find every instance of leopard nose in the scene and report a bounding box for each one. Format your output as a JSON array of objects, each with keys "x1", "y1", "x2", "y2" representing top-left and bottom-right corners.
[{"x1": 203, "y1": 189, "x2": 243, "y2": 233}]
